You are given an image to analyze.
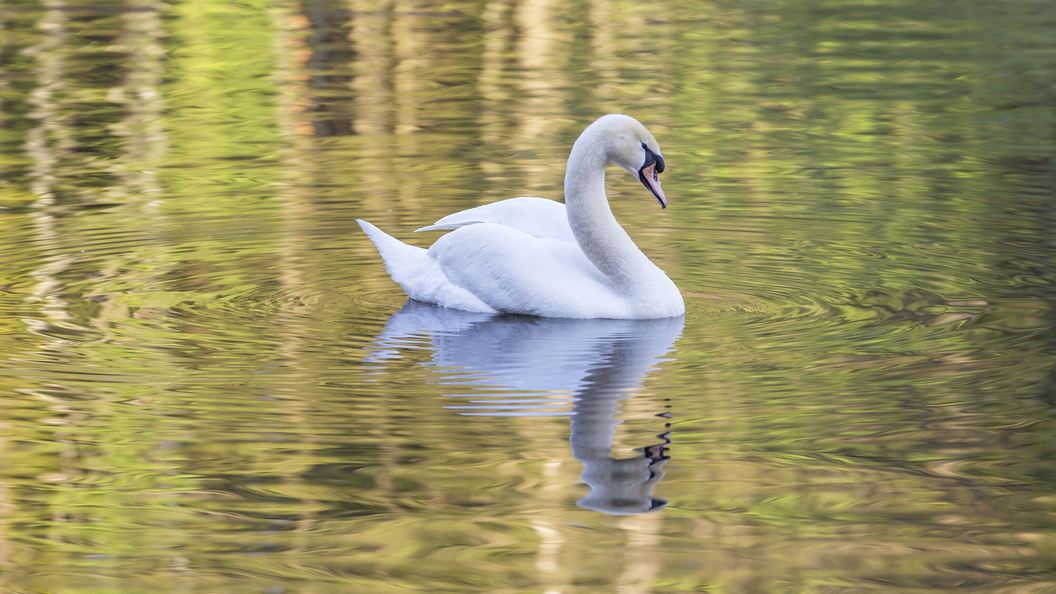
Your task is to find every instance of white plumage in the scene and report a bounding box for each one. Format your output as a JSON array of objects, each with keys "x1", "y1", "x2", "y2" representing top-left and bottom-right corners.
[{"x1": 357, "y1": 114, "x2": 684, "y2": 319}]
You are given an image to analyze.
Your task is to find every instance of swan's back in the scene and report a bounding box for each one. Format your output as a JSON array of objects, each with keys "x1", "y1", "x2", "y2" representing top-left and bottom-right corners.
[{"x1": 427, "y1": 221, "x2": 627, "y2": 318}]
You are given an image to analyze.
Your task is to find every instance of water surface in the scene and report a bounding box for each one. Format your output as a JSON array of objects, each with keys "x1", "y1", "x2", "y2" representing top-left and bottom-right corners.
[{"x1": 0, "y1": 0, "x2": 1055, "y2": 591}]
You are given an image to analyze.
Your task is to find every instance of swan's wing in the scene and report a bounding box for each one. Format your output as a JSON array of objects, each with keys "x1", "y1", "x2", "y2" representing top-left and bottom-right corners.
[
  {"x1": 415, "y1": 197, "x2": 575, "y2": 242},
  {"x1": 428, "y1": 223, "x2": 630, "y2": 318}
]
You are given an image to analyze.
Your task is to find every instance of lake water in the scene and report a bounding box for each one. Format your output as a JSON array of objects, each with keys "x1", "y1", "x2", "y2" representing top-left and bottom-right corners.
[{"x1": 1, "y1": 0, "x2": 1055, "y2": 591}]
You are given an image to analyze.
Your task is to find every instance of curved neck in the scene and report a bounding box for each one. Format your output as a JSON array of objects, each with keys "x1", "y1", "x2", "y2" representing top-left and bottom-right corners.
[{"x1": 564, "y1": 137, "x2": 655, "y2": 288}]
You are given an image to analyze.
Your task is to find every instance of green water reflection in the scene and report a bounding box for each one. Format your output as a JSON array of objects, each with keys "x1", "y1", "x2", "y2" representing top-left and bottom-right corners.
[{"x1": 0, "y1": 0, "x2": 1054, "y2": 591}]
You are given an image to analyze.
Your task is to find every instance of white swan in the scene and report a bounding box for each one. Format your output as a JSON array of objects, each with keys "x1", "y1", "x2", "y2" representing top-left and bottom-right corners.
[{"x1": 357, "y1": 114, "x2": 684, "y2": 319}]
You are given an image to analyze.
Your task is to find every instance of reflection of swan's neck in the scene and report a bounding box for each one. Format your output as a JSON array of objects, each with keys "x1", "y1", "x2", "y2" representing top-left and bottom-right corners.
[
  {"x1": 568, "y1": 341, "x2": 670, "y2": 515},
  {"x1": 564, "y1": 136, "x2": 657, "y2": 290}
]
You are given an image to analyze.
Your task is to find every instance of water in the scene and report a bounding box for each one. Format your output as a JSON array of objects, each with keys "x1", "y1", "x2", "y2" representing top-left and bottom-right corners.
[{"x1": 1, "y1": 0, "x2": 1055, "y2": 591}]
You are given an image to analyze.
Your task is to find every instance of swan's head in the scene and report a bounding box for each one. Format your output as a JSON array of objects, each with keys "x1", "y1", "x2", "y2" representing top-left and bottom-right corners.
[{"x1": 591, "y1": 114, "x2": 668, "y2": 208}]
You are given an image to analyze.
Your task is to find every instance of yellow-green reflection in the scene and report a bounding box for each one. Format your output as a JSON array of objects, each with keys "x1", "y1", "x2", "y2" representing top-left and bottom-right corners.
[{"x1": 0, "y1": 0, "x2": 1054, "y2": 591}]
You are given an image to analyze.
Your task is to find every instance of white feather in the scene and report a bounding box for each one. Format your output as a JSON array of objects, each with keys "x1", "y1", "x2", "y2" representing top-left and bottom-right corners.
[{"x1": 415, "y1": 196, "x2": 574, "y2": 242}]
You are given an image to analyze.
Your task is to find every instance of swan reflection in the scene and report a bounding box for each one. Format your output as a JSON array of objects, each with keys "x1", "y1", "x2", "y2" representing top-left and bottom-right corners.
[{"x1": 366, "y1": 300, "x2": 684, "y2": 514}]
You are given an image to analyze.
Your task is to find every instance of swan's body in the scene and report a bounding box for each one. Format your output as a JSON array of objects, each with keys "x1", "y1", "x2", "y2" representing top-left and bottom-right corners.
[{"x1": 357, "y1": 114, "x2": 684, "y2": 319}]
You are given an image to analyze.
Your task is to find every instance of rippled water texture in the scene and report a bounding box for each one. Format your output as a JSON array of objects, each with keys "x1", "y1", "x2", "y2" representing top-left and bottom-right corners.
[{"x1": 1, "y1": 0, "x2": 1055, "y2": 591}]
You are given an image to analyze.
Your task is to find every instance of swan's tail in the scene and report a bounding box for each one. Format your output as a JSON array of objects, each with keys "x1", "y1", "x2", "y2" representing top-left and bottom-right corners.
[
  {"x1": 357, "y1": 219, "x2": 429, "y2": 286},
  {"x1": 357, "y1": 219, "x2": 498, "y2": 314}
]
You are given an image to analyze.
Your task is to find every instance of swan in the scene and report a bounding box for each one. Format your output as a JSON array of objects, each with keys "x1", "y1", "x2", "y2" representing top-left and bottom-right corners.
[{"x1": 357, "y1": 114, "x2": 684, "y2": 319}]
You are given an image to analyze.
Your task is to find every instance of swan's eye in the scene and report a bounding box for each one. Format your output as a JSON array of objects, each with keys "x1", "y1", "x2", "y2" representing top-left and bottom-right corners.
[{"x1": 641, "y1": 142, "x2": 665, "y2": 174}]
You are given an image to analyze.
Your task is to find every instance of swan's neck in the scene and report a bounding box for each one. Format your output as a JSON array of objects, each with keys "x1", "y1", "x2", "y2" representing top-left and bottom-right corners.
[{"x1": 564, "y1": 140, "x2": 659, "y2": 290}]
